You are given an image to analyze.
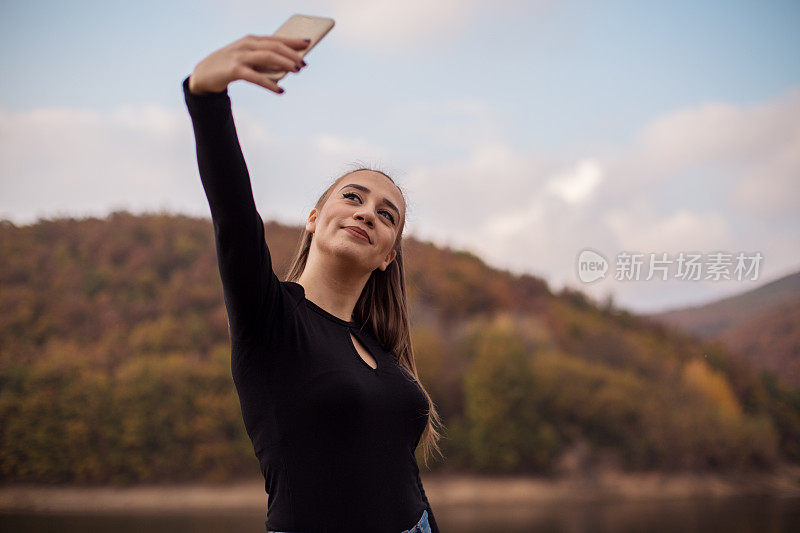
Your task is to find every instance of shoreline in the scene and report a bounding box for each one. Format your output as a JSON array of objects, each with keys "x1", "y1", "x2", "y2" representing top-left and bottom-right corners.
[{"x1": 2, "y1": 468, "x2": 800, "y2": 514}]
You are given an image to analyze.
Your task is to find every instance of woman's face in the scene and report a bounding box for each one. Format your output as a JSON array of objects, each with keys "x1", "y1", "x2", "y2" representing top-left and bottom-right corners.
[{"x1": 306, "y1": 170, "x2": 405, "y2": 272}]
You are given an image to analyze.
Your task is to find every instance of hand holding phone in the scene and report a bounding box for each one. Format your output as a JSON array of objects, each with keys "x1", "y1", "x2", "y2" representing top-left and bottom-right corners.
[
  {"x1": 188, "y1": 14, "x2": 334, "y2": 96},
  {"x1": 264, "y1": 14, "x2": 335, "y2": 83}
]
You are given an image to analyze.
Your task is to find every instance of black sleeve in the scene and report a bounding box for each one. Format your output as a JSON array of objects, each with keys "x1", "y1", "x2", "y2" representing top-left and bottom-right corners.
[
  {"x1": 416, "y1": 469, "x2": 440, "y2": 533},
  {"x1": 182, "y1": 74, "x2": 282, "y2": 344}
]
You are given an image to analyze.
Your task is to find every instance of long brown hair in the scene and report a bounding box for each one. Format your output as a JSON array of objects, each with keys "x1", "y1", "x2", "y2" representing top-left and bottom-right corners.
[{"x1": 283, "y1": 166, "x2": 445, "y2": 468}]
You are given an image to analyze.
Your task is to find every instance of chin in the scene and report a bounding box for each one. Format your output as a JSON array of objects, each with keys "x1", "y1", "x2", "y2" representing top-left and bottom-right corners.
[{"x1": 330, "y1": 240, "x2": 372, "y2": 265}]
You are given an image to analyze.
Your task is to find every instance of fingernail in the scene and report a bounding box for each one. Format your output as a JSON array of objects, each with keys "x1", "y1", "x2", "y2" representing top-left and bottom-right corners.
[
  {"x1": 301, "y1": 60, "x2": 307, "y2": 67},
  {"x1": 278, "y1": 88, "x2": 284, "y2": 94}
]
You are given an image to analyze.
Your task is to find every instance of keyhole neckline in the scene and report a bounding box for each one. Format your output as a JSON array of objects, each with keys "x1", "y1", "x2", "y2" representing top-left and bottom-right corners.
[
  {"x1": 288, "y1": 282, "x2": 360, "y2": 328},
  {"x1": 349, "y1": 330, "x2": 379, "y2": 372},
  {"x1": 285, "y1": 282, "x2": 379, "y2": 372}
]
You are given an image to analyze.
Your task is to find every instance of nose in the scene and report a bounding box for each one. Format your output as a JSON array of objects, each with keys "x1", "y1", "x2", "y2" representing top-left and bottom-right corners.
[{"x1": 353, "y1": 209, "x2": 375, "y2": 227}]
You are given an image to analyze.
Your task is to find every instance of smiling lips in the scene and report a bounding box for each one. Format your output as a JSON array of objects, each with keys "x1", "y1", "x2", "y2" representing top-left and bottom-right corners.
[{"x1": 343, "y1": 226, "x2": 371, "y2": 243}]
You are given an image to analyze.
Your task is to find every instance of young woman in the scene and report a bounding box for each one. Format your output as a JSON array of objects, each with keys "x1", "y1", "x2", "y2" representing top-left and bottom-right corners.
[{"x1": 183, "y1": 33, "x2": 443, "y2": 533}]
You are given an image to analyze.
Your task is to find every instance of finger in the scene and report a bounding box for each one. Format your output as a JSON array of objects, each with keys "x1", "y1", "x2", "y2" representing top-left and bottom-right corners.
[
  {"x1": 237, "y1": 65, "x2": 286, "y2": 95},
  {"x1": 242, "y1": 49, "x2": 303, "y2": 74},
  {"x1": 265, "y1": 35, "x2": 312, "y2": 49},
  {"x1": 264, "y1": 38, "x2": 309, "y2": 66},
  {"x1": 255, "y1": 35, "x2": 310, "y2": 62},
  {"x1": 252, "y1": 64, "x2": 283, "y2": 74}
]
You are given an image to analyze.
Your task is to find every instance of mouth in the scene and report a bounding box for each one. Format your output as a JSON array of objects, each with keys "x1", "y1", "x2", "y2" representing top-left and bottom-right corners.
[{"x1": 342, "y1": 226, "x2": 371, "y2": 244}]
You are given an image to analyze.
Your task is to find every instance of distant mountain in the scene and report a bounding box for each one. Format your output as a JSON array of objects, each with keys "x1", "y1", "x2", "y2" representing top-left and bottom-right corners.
[{"x1": 646, "y1": 271, "x2": 800, "y2": 386}]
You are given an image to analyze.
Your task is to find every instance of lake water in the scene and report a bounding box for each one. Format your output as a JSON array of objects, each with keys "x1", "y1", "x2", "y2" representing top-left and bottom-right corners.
[{"x1": 2, "y1": 494, "x2": 799, "y2": 532}]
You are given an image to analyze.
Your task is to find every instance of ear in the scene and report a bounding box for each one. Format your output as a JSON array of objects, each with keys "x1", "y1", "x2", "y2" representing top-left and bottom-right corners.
[
  {"x1": 379, "y1": 248, "x2": 397, "y2": 271},
  {"x1": 304, "y1": 208, "x2": 318, "y2": 234}
]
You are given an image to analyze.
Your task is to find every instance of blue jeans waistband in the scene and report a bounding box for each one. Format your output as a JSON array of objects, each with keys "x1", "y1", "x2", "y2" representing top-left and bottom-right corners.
[{"x1": 266, "y1": 508, "x2": 430, "y2": 533}]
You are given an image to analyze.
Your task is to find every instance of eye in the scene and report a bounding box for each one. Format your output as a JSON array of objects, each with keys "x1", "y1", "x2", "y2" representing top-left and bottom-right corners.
[{"x1": 342, "y1": 192, "x2": 396, "y2": 224}]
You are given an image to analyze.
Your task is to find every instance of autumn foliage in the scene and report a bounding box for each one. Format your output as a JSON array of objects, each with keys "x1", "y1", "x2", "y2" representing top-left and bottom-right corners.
[{"x1": 1, "y1": 212, "x2": 798, "y2": 484}]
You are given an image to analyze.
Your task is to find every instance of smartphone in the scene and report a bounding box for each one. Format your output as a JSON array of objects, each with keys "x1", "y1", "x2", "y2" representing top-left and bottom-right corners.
[{"x1": 265, "y1": 14, "x2": 335, "y2": 82}]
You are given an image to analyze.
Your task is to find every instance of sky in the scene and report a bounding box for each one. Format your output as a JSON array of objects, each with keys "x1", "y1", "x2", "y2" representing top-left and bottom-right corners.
[{"x1": 1, "y1": 0, "x2": 798, "y2": 314}]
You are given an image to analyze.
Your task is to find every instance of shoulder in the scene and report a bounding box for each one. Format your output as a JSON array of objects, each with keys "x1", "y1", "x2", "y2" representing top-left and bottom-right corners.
[{"x1": 280, "y1": 280, "x2": 306, "y2": 312}]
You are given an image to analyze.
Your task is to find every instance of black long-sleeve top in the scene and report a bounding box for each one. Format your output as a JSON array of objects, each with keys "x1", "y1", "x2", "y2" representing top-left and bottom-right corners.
[{"x1": 182, "y1": 75, "x2": 440, "y2": 533}]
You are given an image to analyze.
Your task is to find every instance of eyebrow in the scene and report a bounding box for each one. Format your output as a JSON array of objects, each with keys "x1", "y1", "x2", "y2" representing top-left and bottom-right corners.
[{"x1": 338, "y1": 184, "x2": 401, "y2": 217}]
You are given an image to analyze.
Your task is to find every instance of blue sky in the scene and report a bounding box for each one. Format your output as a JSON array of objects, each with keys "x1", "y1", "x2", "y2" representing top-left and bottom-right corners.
[{"x1": 1, "y1": 0, "x2": 799, "y2": 313}]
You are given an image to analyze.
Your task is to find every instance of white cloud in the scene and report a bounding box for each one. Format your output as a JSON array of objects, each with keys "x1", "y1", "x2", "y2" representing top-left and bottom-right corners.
[
  {"x1": 214, "y1": 0, "x2": 556, "y2": 53},
  {"x1": 322, "y1": 0, "x2": 472, "y2": 52},
  {"x1": 602, "y1": 207, "x2": 734, "y2": 253},
  {"x1": 0, "y1": 103, "x2": 278, "y2": 224},
  {"x1": 325, "y1": 0, "x2": 557, "y2": 52},
  {"x1": 545, "y1": 159, "x2": 603, "y2": 205},
  {"x1": 611, "y1": 87, "x2": 800, "y2": 217},
  {"x1": 1, "y1": 78, "x2": 797, "y2": 315},
  {"x1": 728, "y1": 128, "x2": 800, "y2": 215},
  {"x1": 112, "y1": 104, "x2": 186, "y2": 139},
  {"x1": 396, "y1": 88, "x2": 800, "y2": 312},
  {"x1": 402, "y1": 140, "x2": 548, "y2": 231}
]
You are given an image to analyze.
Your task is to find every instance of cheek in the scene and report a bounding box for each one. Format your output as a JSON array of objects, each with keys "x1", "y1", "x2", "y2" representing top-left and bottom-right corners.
[
  {"x1": 379, "y1": 229, "x2": 397, "y2": 250},
  {"x1": 317, "y1": 210, "x2": 338, "y2": 231}
]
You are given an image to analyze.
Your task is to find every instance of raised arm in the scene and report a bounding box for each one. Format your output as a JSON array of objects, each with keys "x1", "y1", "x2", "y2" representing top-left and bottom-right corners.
[{"x1": 182, "y1": 34, "x2": 310, "y2": 343}]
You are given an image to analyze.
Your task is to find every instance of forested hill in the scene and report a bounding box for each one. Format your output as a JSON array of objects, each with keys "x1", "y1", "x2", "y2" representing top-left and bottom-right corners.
[
  {"x1": 1, "y1": 211, "x2": 798, "y2": 484},
  {"x1": 646, "y1": 270, "x2": 800, "y2": 388}
]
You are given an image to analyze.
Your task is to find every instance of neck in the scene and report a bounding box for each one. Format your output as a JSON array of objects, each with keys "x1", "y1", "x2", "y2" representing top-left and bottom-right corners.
[{"x1": 296, "y1": 253, "x2": 371, "y2": 323}]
